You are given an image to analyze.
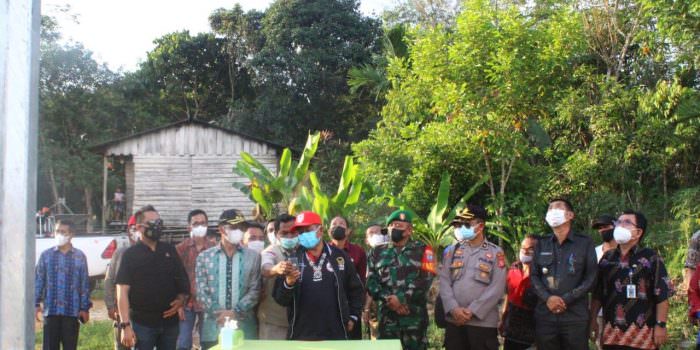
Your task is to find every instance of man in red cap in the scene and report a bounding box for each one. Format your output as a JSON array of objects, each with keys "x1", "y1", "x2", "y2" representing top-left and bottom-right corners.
[
  {"x1": 104, "y1": 212, "x2": 141, "y2": 350},
  {"x1": 273, "y1": 211, "x2": 364, "y2": 340}
]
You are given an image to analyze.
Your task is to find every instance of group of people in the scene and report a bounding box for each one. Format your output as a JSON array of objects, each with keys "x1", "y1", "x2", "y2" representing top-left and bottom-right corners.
[{"x1": 34, "y1": 197, "x2": 693, "y2": 350}]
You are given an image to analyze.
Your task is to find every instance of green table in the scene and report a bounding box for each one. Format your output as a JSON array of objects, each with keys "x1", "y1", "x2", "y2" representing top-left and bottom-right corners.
[{"x1": 210, "y1": 340, "x2": 402, "y2": 350}]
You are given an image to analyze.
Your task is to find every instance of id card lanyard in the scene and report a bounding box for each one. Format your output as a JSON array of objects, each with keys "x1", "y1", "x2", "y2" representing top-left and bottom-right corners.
[{"x1": 626, "y1": 266, "x2": 637, "y2": 299}]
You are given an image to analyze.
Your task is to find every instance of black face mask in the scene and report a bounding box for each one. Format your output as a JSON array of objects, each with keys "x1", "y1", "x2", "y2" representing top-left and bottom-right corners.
[
  {"x1": 390, "y1": 228, "x2": 405, "y2": 243},
  {"x1": 601, "y1": 228, "x2": 614, "y2": 243},
  {"x1": 143, "y1": 219, "x2": 163, "y2": 241},
  {"x1": 331, "y1": 226, "x2": 347, "y2": 240}
]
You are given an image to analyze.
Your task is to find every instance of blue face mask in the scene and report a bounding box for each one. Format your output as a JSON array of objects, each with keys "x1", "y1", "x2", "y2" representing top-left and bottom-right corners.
[
  {"x1": 280, "y1": 236, "x2": 299, "y2": 250},
  {"x1": 455, "y1": 225, "x2": 477, "y2": 241},
  {"x1": 298, "y1": 230, "x2": 320, "y2": 249}
]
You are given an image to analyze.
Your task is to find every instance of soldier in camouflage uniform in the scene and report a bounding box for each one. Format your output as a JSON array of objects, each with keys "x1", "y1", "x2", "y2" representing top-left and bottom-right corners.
[{"x1": 367, "y1": 210, "x2": 433, "y2": 350}]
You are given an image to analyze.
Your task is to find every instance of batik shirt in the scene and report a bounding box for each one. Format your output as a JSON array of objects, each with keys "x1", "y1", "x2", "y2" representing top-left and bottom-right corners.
[
  {"x1": 176, "y1": 237, "x2": 215, "y2": 311},
  {"x1": 195, "y1": 245, "x2": 261, "y2": 342},
  {"x1": 35, "y1": 246, "x2": 92, "y2": 317},
  {"x1": 594, "y1": 245, "x2": 674, "y2": 350}
]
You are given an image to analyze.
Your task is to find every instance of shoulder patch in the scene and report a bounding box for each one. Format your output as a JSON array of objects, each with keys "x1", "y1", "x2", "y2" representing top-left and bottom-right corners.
[
  {"x1": 496, "y1": 252, "x2": 506, "y2": 268},
  {"x1": 336, "y1": 256, "x2": 345, "y2": 271}
]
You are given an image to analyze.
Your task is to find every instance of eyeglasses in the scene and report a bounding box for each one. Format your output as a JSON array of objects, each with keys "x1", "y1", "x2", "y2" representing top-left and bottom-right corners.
[
  {"x1": 615, "y1": 219, "x2": 639, "y2": 228},
  {"x1": 452, "y1": 221, "x2": 480, "y2": 229}
]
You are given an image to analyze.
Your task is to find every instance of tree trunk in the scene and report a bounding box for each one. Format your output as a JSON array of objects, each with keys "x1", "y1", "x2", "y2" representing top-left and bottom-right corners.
[
  {"x1": 84, "y1": 186, "x2": 93, "y2": 232},
  {"x1": 48, "y1": 165, "x2": 63, "y2": 214}
]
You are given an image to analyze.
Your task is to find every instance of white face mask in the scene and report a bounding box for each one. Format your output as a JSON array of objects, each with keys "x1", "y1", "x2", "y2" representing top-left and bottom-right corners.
[
  {"x1": 267, "y1": 232, "x2": 277, "y2": 246},
  {"x1": 613, "y1": 226, "x2": 632, "y2": 244},
  {"x1": 55, "y1": 234, "x2": 70, "y2": 247},
  {"x1": 367, "y1": 234, "x2": 388, "y2": 248},
  {"x1": 190, "y1": 225, "x2": 208, "y2": 238},
  {"x1": 519, "y1": 253, "x2": 533, "y2": 264},
  {"x1": 247, "y1": 240, "x2": 265, "y2": 253},
  {"x1": 545, "y1": 209, "x2": 567, "y2": 228},
  {"x1": 225, "y1": 229, "x2": 244, "y2": 245}
]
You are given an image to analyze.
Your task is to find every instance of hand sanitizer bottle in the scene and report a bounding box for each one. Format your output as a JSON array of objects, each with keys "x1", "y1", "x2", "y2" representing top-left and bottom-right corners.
[
  {"x1": 231, "y1": 320, "x2": 244, "y2": 348},
  {"x1": 219, "y1": 317, "x2": 234, "y2": 350}
]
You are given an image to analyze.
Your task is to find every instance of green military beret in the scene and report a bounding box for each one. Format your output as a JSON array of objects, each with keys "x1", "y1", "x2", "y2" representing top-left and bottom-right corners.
[{"x1": 386, "y1": 209, "x2": 413, "y2": 225}]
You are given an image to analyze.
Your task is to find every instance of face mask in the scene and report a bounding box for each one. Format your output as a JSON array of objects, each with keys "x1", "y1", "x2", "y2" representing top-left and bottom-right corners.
[
  {"x1": 600, "y1": 228, "x2": 615, "y2": 243},
  {"x1": 367, "y1": 234, "x2": 387, "y2": 248},
  {"x1": 331, "y1": 226, "x2": 347, "y2": 240},
  {"x1": 55, "y1": 234, "x2": 70, "y2": 247},
  {"x1": 519, "y1": 253, "x2": 533, "y2": 264},
  {"x1": 190, "y1": 225, "x2": 207, "y2": 238},
  {"x1": 225, "y1": 229, "x2": 244, "y2": 245},
  {"x1": 390, "y1": 228, "x2": 405, "y2": 243},
  {"x1": 247, "y1": 241, "x2": 265, "y2": 253},
  {"x1": 299, "y1": 230, "x2": 321, "y2": 249},
  {"x1": 143, "y1": 220, "x2": 163, "y2": 241},
  {"x1": 545, "y1": 209, "x2": 567, "y2": 228},
  {"x1": 454, "y1": 225, "x2": 476, "y2": 241},
  {"x1": 613, "y1": 226, "x2": 632, "y2": 244},
  {"x1": 280, "y1": 236, "x2": 299, "y2": 250},
  {"x1": 267, "y1": 232, "x2": 277, "y2": 246}
]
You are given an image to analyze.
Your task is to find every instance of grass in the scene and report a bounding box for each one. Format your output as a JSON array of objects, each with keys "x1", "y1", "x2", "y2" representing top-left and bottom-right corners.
[{"x1": 35, "y1": 320, "x2": 114, "y2": 350}]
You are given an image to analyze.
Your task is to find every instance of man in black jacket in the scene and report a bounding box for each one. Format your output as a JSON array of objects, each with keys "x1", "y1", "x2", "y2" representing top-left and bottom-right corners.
[
  {"x1": 530, "y1": 198, "x2": 597, "y2": 350},
  {"x1": 273, "y1": 211, "x2": 364, "y2": 340}
]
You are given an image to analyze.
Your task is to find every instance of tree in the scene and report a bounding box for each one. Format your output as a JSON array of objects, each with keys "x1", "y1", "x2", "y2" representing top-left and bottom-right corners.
[
  {"x1": 39, "y1": 36, "x2": 120, "y2": 221},
  {"x1": 209, "y1": 5, "x2": 264, "y2": 120},
  {"x1": 236, "y1": 0, "x2": 382, "y2": 146},
  {"x1": 139, "y1": 31, "x2": 231, "y2": 121}
]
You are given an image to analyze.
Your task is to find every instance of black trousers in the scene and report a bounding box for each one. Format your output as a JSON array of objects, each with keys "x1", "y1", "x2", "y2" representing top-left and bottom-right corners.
[
  {"x1": 504, "y1": 338, "x2": 533, "y2": 350},
  {"x1": 444, "y1": 324, "x2": 498, "y2": 350},
  {"x1": 43, "y1": 316, "x2": 80, "y2": 350},
  {"x1": 535, "y1": 320, "x2": 589, "y2": 350},
  {"x1": 349, "y1": 320, "x2": 362, "y2": 340}
]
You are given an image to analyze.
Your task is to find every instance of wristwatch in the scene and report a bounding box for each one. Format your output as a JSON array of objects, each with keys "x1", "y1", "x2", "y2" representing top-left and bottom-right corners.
[
  {"x1": 656, "y1": 321, "x2": 667, "y2": 328},
  {"x1": 118, "y1": 322, "x2": 131, "y2": 329}
]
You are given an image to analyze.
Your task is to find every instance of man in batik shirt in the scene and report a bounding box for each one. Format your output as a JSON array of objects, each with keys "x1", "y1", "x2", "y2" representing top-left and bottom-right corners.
[
  {"x1": 196, "y1": 209, "x2": 262, "y2": 349},
  {"x1": 591, "y1": 210, "x2": 673, "y2": 350}
]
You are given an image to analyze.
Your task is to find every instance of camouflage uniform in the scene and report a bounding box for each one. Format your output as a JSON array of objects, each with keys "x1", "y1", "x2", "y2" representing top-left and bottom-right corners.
[{"x1": 367, "y1": 239, "x2": 433, "y2": 350}]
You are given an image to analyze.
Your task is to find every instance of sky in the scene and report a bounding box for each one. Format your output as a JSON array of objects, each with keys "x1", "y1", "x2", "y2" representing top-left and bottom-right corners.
[{"x1": 42, "y1": 0, "x2": 396, "y2": 72}]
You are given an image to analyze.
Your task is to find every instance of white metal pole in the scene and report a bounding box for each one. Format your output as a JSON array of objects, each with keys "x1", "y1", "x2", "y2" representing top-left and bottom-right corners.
[{"x1": 0, "y1": 0, "x2": 41, "y2": 348}]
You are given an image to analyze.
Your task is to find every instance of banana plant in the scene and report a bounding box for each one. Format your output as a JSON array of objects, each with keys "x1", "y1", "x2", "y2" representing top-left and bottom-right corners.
[
  {"x1": 291, "y1": 155, "x2": 364, "y2": 225},
  {"x1": 385, "y1": 173, "x2": 489, "y2": 256},
  {"x1": 233, "y1": 132, "x2": 321, "y2": 220}
]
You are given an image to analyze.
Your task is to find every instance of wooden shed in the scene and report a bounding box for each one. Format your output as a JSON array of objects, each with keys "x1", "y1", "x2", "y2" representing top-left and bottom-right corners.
[{"x1": 91, "y1": 119, "x2": 282, "y2": 227}]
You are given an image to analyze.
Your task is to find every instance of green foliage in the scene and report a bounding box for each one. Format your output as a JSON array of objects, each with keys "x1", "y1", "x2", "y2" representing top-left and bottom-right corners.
[
  {"x1": 221, "y1": 0, "x2": 383, "y2": 147},
  {"x1": 293, "y1": 156, "x2": 364, "y2": 225},
  {"x1": 233, "y1": 133, "x2": 321, "y2": 220},
  {"x1": 140, "y1": 31, "x2": 232, "y2": 120},
  {"x1": 412, "y1": 174, "x2": 488, "y2": 252}
]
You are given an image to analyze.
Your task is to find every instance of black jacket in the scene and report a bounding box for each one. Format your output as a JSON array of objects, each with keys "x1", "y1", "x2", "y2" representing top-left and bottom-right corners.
[{"x1": 273, "y1": 243, "x2": 365, "y2": 340}]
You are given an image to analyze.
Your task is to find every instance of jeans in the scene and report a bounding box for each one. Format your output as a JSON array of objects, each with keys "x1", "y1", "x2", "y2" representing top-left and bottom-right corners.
[
  {"x1": 176, "y1": 309, "x2": 203, "y2": 350},
  {"x1": 132, "y1": 321, "x2": 179, "y2": 350},
  {"x1": 43, "y1": 316, "x2": 80, "y2": 350}
]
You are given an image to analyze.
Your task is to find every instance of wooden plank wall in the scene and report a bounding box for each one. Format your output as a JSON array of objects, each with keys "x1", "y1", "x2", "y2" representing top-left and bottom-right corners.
[
  {"x1": 125, "y1": 161, "x2": 134, "y2": 218},
  {"x1": 106, "y1": 124, "x2": 278, "y2": 226}
]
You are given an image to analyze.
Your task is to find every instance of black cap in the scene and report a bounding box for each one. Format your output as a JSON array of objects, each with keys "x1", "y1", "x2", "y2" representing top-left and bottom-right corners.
[
  {"x1": 218, "y1": 209, "x2": 247, "y2": 226},
  {"x1": 591, "y1": 214, "x2": 615, "y2": 229},
  {"x1": 452, "y1": 204, "x2": 488, "y2": 223}
]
